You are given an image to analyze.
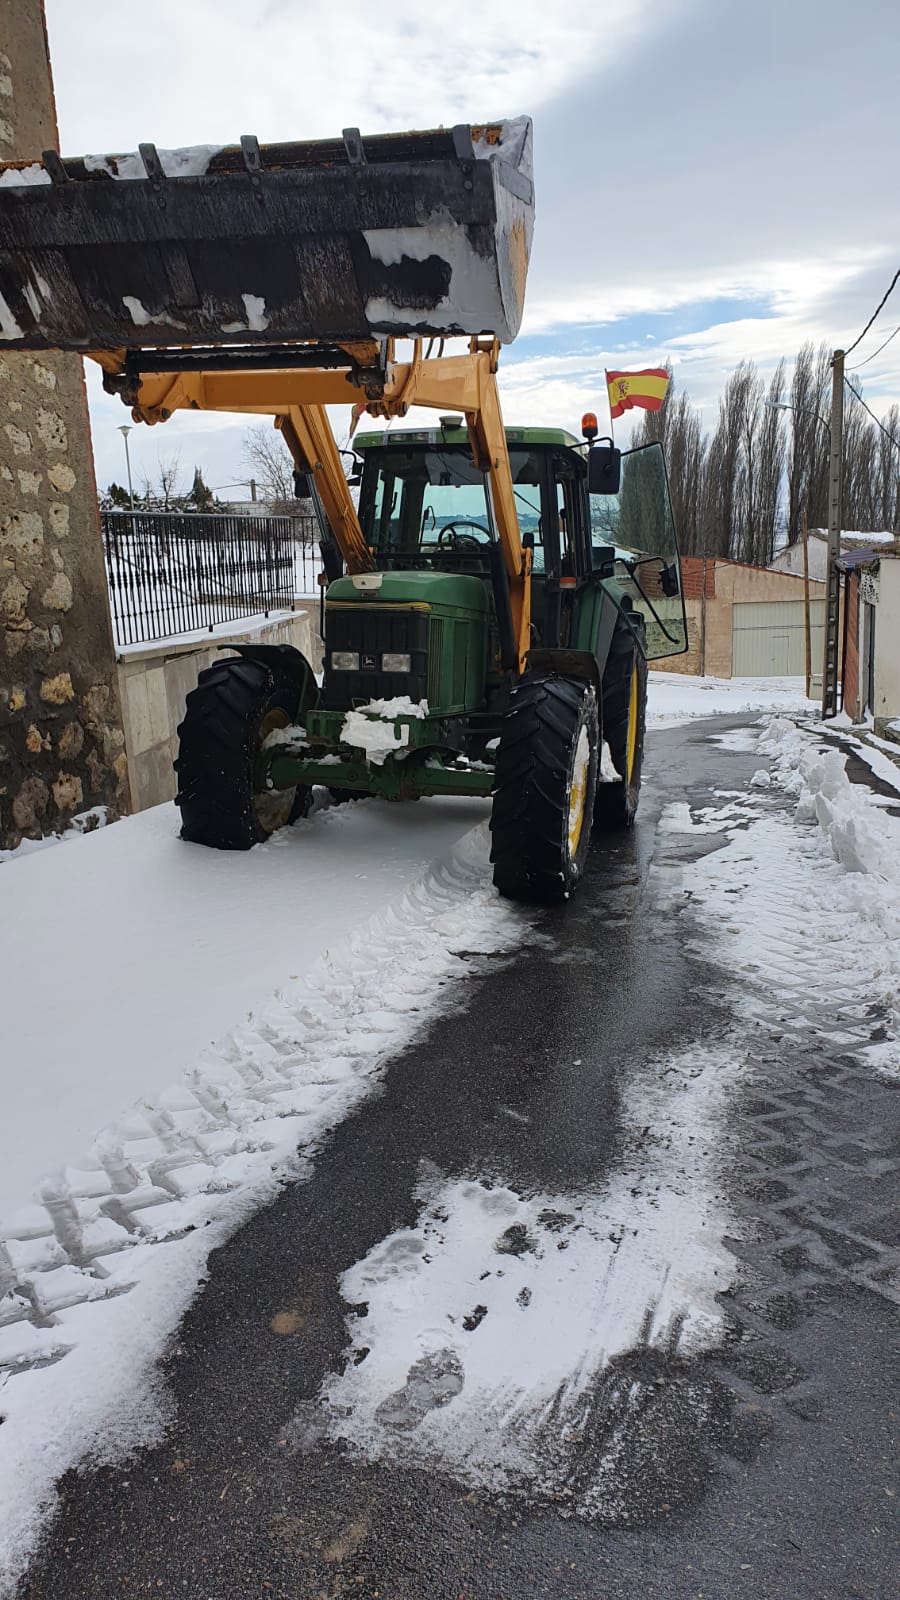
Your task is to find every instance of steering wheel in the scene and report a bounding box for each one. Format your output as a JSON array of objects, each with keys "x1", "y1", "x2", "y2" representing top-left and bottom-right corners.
[{"x1": 437, "y1": 521, "x2": 490, "y2": 549}]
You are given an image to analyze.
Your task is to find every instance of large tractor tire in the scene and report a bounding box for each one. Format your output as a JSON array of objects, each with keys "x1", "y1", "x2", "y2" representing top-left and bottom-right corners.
[
  {"x1": 593, "y1": 619, "x2": 648, "y2": 832},
  {"x1": 176, "y1": 655, "x2": 311, "y2": 849},
  {"x1": 490, "y1": 673, "x2": 599, "y2": 904}
]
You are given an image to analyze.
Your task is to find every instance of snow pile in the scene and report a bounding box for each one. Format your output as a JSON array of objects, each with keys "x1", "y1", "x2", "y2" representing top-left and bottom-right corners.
[
  {"x1": 685, "y1": 720, "x2": 900, "y2": 1075},
  {"x1": 0, "y1": 807, "x2": 109, "y2": 866},
  {"x1": 647, "y1": 673, "x2": 815, "y2": 728},
  {"x1": 340, "y1": 697, "x2": 429, "y2": 766},
  {"x1": 760, "y1": 717, "x2": 900, "y2": 879},
  {"x1": 0, "y1": 163, "x2": 51, "y2": 188},
  {"x1": 0, "y1": 818, "x2": 521, "y2": 1591},
  {"x1": 290, "y1": 1042, "x2": 741, "y2": 1515},
  {"x1": 84, "y1": 145, "x2": 222, "y2": 180}
]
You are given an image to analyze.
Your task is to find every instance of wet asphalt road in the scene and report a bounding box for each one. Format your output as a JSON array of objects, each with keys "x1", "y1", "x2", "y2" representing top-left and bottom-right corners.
[{"x1": 19, "y1": 718, "x2": 899, "y2": 1600}]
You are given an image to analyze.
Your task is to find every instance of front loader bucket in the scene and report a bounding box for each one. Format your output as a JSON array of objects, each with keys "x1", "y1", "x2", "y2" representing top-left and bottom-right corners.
[{"x1": 0, "y1": 120, "x2": 533, "y2": 353}]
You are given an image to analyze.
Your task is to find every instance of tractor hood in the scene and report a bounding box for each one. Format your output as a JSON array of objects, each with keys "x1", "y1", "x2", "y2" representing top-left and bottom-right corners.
[{"x1": 326, "y1": 570, "x2": 489, "y2": 616}]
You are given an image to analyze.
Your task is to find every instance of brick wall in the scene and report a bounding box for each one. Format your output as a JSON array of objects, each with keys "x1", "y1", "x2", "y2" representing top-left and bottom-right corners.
[{"x1": 842, "y1": 573, "x2": 860, "y2": 719}]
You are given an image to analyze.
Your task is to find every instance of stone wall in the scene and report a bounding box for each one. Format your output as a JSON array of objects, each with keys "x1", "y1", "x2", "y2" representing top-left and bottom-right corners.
[{"x1": 0, "y1": 1, "x2": 128, "y2": 848}]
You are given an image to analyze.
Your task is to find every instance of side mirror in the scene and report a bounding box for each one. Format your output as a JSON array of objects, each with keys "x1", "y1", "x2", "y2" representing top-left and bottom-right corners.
[
  {"x1": 660, "y1": 561, "x2": 680, "y2": 597},
  {"x1": 588, "y1": 444, "x2": 621, "y2": 496}
]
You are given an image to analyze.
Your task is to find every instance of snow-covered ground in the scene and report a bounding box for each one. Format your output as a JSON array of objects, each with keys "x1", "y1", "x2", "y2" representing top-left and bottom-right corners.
[
  {"x1": 1, "y1": 675, "x2": 897, "y2": 1587},
  {"x1": 300, "y1": 1040, "x2": 743, "y2": 1517},
  {"x1": 0, "y1": 796, "x2": 501, "y2": 1220},
  {"x1": 286, "y1": 715, "x2": 900, "y2": 1514},
  {"x1": 647, "y1": 670, "x2": 816, "y2": 726},
  {"x1": 0, "y1": 799, "x2": 522, "y2": 1587}
]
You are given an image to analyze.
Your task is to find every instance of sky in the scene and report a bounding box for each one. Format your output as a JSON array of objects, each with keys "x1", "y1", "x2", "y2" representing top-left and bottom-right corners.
[{"x1": 40, "y1": 0, "x2": 900, "y2": 502}]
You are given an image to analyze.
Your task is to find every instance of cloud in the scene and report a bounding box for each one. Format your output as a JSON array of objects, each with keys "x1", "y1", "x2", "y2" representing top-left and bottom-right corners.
[
  {"x1": 44, "y1": 0, "x2": 681, "y2": 150},
  {"x1": 41, "y1": 0, "x2": 899, "y2": 485}
]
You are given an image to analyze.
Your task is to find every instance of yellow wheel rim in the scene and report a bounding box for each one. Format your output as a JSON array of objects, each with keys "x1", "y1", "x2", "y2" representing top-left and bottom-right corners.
[
  {"x1": 567, "y1": 726, "x2": 591, "y2": 859},
  {"x1": 252, "y1": 707, "x2": 297, "y2": 834},
  {"x1": 625, "y1": 666, "x2": 640, "y2": 786}
]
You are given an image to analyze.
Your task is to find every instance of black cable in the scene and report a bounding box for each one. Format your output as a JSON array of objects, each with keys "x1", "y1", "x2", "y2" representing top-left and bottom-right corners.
[
  {"x1": 844, "y1": 378, "x2": 900, "y2": 452},
  {"x1": 844, "y1": 265, "x2": 900, "y2": 358},
  {"x1": 851, "y1": 321, "x2": 900, "y2": 369}
]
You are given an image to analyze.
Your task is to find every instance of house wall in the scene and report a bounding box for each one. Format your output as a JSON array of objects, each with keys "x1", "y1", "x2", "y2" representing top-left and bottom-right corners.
[
  {"x1": 709, "y1": 562, "x2": 825, "y2": 680},
  {"x1": 0, "y1": 0, "x2": 128, "y2": 849},
  {"x1": 770, "y1": 537, "x2": 829, "y2": 582},
  {"x1": 653, "y1": 558, "x2": 825, "y2": 680},
  {"x1": 117, "y1": 607, "x2": 318, "y2": 812},
  {"x1": 872, "y1": 557, "x2": 900, "y2": 729}
]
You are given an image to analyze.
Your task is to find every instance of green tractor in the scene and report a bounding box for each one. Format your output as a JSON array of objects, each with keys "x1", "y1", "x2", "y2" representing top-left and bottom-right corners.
[
  {"x1": 176, "y1": 421, "x2": 687, "y2": 902},
  {"x1": 0, "y1": 114, "x2": 687, "y2": 899}
]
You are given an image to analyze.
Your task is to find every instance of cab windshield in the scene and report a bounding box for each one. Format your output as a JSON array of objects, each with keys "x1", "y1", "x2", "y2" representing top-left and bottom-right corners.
[{"x1": 358, "y1": 444, "x2": 543, "y2": 562}]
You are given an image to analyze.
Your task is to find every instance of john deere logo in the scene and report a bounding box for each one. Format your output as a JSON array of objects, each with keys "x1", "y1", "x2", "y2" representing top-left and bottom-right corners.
[{"x1": 361, "y1": 654, "x2": 377, "y2": 670}]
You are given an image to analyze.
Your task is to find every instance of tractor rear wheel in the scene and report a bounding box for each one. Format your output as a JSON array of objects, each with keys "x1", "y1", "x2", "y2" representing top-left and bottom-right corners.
[
  {"x1": 593, "y1": 620, "x2": 648, "y2": 832},
  {"x1": 176, "y1": 655, "x2": 311, "y2": 849},
  {"x1": 490, "y1": 673, "x2": 599, "y2": 904}
]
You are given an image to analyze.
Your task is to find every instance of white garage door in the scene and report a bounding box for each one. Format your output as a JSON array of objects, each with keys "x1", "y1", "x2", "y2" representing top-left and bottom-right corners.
[{"x1": 732, "y1": 599, "x2": 826, "y2": 677}]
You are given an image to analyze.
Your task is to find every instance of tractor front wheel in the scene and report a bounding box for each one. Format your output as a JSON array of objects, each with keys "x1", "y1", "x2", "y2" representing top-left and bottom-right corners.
[
  {"x1": 176, "y1": 654, "x2": 311, "y2": 849},
  {"x1": 490, "y1": 673, "x2": 599, "y2": 904},
  {"x1": 593, "y1": 622, "x2": 648, "y2": 832}
]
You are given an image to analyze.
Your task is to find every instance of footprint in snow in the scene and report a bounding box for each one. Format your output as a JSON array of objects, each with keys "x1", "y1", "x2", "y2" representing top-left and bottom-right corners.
[{"x1": 375, "y1": 1347, "x2": 464, "y2": 1431}]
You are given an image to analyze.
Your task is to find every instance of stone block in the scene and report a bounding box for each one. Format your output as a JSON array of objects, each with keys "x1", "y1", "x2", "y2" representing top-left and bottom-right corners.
[{"x1": 146, "y1": 664, "x2": 171, "y2": 747}]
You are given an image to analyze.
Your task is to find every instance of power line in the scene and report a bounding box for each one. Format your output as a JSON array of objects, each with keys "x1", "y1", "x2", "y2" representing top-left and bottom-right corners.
[
  {"x1": 844, "y1": 377, "x2": 900, "y2": 452},
  {"x1": 851, "y1": 321, "x2": 900, "y2": 369},
  {"x1": 844, "y1": 265, "x2": 900, "y2": 358}
]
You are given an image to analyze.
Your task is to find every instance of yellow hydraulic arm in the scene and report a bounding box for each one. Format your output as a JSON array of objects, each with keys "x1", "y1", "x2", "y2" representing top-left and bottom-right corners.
[{"x1": 94, "y1": 338, "x2": 531, "y2": 672}]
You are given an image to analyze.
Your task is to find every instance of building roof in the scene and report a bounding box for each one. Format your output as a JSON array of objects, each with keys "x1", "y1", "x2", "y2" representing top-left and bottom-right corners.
[
  {"x1": 836, "y1": 545, "x2": 897, "y2": 571},
  {"x1": 354, "y1": 425, "x2": 581, "y2": 450}
]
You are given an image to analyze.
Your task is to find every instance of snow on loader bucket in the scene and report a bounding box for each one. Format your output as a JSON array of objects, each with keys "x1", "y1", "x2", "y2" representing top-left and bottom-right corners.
[{"x1": 0, "y1": 120, "x2": 533, "y2": 354}]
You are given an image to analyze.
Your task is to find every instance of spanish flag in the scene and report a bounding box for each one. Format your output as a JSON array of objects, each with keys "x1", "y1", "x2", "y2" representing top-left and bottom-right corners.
[{"x1": 605, "y1": 368, "x2": 670, "y2": 420}]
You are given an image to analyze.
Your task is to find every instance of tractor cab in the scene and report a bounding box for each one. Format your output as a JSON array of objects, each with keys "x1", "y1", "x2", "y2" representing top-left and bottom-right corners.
[{"x1": 325, "y1": 424, "x2": 687, "y2": 714}]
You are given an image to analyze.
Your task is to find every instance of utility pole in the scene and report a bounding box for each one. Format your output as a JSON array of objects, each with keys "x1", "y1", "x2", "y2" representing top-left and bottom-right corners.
[{"x1": 822, "y1": 349, "x2": 844, "y2": 718}]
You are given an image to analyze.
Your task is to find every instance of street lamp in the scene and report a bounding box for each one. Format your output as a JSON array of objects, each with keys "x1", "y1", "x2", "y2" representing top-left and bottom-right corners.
[
  {"x1": 766, "y1": 397, "x2": 830, "y2": 440},
  {"x1": 762, "y1": 398, "x2": 826, "y2": 444},
  {"x1": 117, "y1": 424, "x2": 135, "y2": 510}
]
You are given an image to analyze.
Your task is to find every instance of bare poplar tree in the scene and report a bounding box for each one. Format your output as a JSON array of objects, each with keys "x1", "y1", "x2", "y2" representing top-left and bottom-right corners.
[
  {"x1": 139, "y1": 452, "x2": 183, "y2": 510},
  {"x1": 634, "y1": 367, "x2": 708, "y2": 554},
  {"x1": 786, "y1": 341, "x2": 830, "y2": 543},
  {"x1": 242, "y1": 424, "x2": 297, "y2": 508},
  {"x1": 876, "y1": 404, "x2": 900, "y2": 530}
]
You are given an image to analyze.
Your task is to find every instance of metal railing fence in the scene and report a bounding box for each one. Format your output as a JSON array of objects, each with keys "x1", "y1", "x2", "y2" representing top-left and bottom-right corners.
[{"x1": 101, "y1": 511, "x2": 320, "y2": 646}]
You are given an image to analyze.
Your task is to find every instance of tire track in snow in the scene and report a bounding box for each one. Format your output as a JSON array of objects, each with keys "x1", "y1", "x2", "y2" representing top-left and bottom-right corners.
[
  {"x1": 285, "y1": 721, "x2": 900, "y2": 1522},
  {"x1": 0, "y1": 822, "x2": 522, "y2": 1592}
]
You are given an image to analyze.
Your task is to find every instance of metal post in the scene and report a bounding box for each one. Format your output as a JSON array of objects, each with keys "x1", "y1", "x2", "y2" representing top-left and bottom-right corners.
[
  {"x1": 118, "y1": 423, "x2": 135, "y2": 510},
  {"x1": 250, "y1": 478, "x2": 257, "y2": 502},
  {"x1": 822, "y1": 350, "x2": 844, "y2": 718},
  {"x1": 801, "y1": 508, "x2": 811, "y2": 699},
  {"x1": 700, "y1": 555, "x2": 708, "y2": 676}
]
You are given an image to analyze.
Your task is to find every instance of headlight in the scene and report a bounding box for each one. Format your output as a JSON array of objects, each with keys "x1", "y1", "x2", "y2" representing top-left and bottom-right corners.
[
  {"x1": 382, "y1": 652, "x2": 412, "y2": 673},
  {"x1": 331, "y1": 651, "x2": 359, "y2": 671}
]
